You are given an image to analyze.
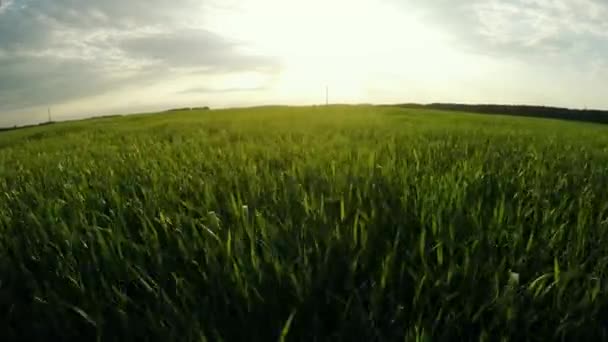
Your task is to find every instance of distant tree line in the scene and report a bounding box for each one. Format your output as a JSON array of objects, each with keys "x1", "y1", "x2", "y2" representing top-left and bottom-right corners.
[
  {"x1": 0, "y1": 121, "x2": 55, "y2": 132},
  {"x1": 166, "y1": 106, "x2": 210, "y2": 112},
  {"x1": 0, "y1": 125, "x2": 19, "y2": 132},
  {"x1": 391, "y1": 103, "x2": 608, "y2": 124}
]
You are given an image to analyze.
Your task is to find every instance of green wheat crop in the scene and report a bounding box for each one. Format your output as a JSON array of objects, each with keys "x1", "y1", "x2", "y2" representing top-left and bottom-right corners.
[{"x1": 1, "y1": 105, "x2": 608, "y2": 341}]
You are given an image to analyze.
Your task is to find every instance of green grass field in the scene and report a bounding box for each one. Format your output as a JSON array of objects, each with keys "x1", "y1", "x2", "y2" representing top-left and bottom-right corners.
[{"x1": 1, "y1": 105, "x2": 608, "y2": 341}]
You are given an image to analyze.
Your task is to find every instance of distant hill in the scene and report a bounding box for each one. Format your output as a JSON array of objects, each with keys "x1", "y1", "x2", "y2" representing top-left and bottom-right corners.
[{"x1": 390, "y1": 103, "x2": 608, "y2": 124}]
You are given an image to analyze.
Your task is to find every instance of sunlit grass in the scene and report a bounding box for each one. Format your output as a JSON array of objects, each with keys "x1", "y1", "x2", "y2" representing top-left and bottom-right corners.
[{"x1": 1, "y1": 105, "x2": 608, "y2": 341}]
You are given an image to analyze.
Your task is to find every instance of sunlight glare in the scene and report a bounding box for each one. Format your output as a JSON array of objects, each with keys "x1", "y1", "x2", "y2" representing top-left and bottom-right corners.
[{"x1": 204, "y1": 0, "x2": 452, "y2": 103}]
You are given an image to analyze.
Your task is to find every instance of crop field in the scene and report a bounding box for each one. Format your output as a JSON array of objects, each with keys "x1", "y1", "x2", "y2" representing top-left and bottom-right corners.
[{"x1": 1, "y1": 105, "x2": 608, "y2": 341}]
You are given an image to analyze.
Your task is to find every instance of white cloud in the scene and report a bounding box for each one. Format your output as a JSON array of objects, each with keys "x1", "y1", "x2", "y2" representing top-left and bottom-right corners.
[
  {"x1": 397, "y1": 0, "x2": 608, "y2": 58},
  {"x1": 472, "y1": 0, "x2": 608, "y2": 51},
  {"x1": 0, "y1": 0, "x2": 13, "y2": 14}
]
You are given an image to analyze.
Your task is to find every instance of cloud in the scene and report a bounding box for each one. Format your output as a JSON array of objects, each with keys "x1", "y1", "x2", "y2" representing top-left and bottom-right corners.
[
  {"x1": 0, "y1": 0, "x2": 12, "y2": 14},
  {"x1": 0, "y1": 0, "x2": 280, "y2": 115},
  {"x1": 119, "y1": 28, "x2": 280, "y2": 73},
  {"x1": 178, "y1": 86, "x2": 269, "y2": 95},
  {"x1": 472, "y1": 0, "x2": 608, "y2": 55},
  {"x1": 0, "y1": 55, "x2": 162, "y2": 111},
  {"x1": 402, "y1": 0, "x2": 608, "y2": 59}
]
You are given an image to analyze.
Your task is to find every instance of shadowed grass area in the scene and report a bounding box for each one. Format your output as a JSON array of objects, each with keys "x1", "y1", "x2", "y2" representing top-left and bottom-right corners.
[{"x1": 1, "y1": 105, "x2": 608, "y2": 341}]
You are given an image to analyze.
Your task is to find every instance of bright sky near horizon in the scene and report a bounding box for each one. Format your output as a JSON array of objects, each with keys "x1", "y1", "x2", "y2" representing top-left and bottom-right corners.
[{"x1": 1, "y1": 0, "x2": 607, "y2": 126}]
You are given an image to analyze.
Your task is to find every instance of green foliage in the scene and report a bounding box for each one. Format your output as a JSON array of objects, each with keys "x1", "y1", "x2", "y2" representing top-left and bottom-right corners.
[{"x1": 1, "y1": 105, "x2": 608, "y2": 341}]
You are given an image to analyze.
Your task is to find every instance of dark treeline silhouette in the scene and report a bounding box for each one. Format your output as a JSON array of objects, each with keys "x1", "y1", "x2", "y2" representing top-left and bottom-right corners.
[
  {"x1": 0, "y1": 114, "x2": 125, "y2": 132},
  {"x1": 390, "y1": 103, "x2": 608, "y2": 124},
  {"x1": 0, "y1": 121, "x2": 55, "y2": 132},
  {"x1": 82, "y1": 114, "x2": 123, "y2": 121},
  {"x1": 166, "y1": 106, "x2": 210, "y2": 112}
]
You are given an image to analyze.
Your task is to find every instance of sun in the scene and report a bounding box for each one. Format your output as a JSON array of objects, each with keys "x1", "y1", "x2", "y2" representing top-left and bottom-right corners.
[{"x1": 203, "y1": 0, "x2": 451, "y2": 103}]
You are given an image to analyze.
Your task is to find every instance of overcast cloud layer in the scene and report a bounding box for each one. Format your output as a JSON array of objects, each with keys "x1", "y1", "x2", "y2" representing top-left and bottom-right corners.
[
  {"x1": 0, "y1": 0, "x2": 280, "y2": 125},
  {"x1": 1, "y1": 0, "x2": 607, "y2": 126}
]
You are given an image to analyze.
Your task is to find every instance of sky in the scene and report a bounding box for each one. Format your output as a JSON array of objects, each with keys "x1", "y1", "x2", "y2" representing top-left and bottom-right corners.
[{"x1": 1, "y1": 0, "x2": 607, "y2": 126}]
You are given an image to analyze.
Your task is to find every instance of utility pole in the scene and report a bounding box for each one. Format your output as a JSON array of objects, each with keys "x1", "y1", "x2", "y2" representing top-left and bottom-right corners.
[
  {"x1": 48, "y1": 107, "x2": 52, "y2": 122},
  {"x1": 325, "y1": 86, "x2": 329, "y2": 106}
]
